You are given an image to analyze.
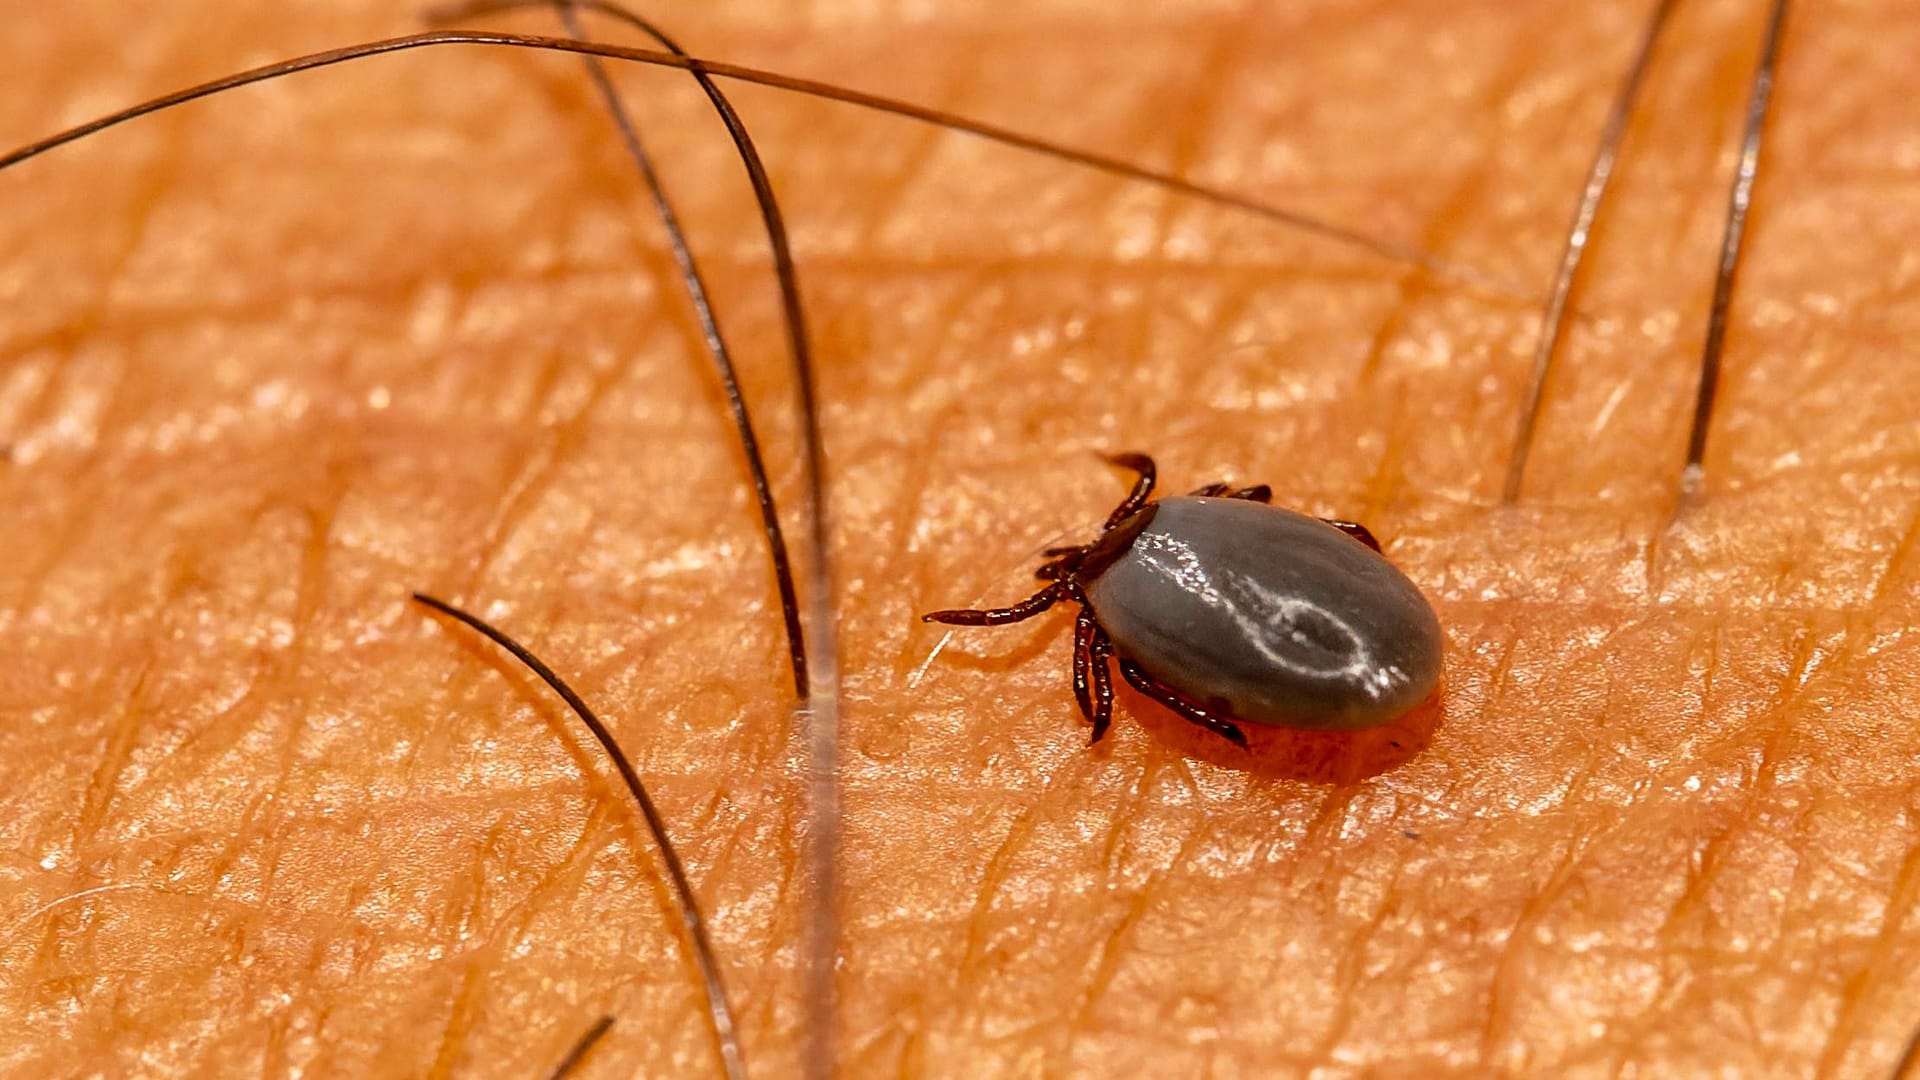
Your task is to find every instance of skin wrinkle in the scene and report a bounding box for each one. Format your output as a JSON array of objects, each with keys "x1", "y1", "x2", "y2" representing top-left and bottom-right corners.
[
  {"x1": 70, "y1": 662, "x2": 155, "y2": 865},
  {"x1": 1056, "y1": 860, "x2": 1168, "y2": 1067},
  {"x1": 1815, "y1": 831, "x2": 1920, "y2": 1079},
  {"x1": 850, "y1": 55, "x2": 968, "y2": 258},
  {"x1": 421, "y1": 809, "x2": 606, "y2": 1080},
  {"x1": 460, "y1": 344, "x2": 630, "y2": 591},
  {"x1": 1480, "y1": 821, "x2": 1598, "y2": 1068},
  {"x1": 4, "y1": 0, "x2": 1920, "y2": 1076},
  {"x1": 1320, "y1": 846, "x2": 1413, "y2": 1062},
  {"x1": 244, "y1": 497, "x2": 343, "y2": 906},
  {"x1": 13, "y1": 138, "x2": 161, "y2": 477},
  {"x1": 1128, "y1": 13, "x2": 1239, "y2": 374},
  {"x1": 1362, "y1": 7, "x2": 1590, "y2": 409},
  {"x1": 464, "y1": 381, "x2": 577, "y2": 580},
  {"x1": 951, "y1": 750, "x2": 1068, "y2": 1017},
  {"x1": 1871, "y1": 503, "x2": 1920, "y2": 606},
  {"x1": 416, "y1": 618, "x2": 725, "y2": 969}
]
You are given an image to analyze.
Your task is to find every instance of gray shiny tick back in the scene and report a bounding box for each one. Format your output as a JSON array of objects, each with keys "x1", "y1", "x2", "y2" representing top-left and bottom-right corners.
[{"x1": 923, "y1": 454, "x2": 1444, "y2": 748}]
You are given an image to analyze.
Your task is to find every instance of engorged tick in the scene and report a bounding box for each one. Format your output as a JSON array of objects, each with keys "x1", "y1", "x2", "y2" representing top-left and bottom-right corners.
[{"x1": 923, "y1": 453, "x2": 1445, "y2": 748}]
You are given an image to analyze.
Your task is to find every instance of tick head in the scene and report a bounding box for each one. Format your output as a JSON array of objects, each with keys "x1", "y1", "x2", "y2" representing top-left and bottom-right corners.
[{"x1": 1074, "y1": 501, "x2": 1160, "y2": 584}]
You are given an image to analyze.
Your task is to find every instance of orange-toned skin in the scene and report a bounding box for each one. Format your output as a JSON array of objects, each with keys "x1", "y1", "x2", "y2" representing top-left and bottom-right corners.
[{"x1": 3, "y1": 1, "x2": 1918, "y2": 1076}]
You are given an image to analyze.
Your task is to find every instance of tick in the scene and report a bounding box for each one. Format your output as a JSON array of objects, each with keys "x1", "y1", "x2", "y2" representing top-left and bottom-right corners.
[{"x1": 924, "y1": 454, "x2": 1444, "y2": 748}]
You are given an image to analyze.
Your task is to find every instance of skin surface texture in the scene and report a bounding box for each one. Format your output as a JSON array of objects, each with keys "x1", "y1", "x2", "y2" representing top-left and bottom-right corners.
[
  {"x1": 3, "y1": 0, "x2": 1919, "y2": 1077},
  {"x1": 1082, "y1": 496, "x2": 1444, "y2": 730}
]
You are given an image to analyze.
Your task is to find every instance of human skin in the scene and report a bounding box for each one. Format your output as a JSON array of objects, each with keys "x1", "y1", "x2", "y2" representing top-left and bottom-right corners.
[{"x1": 3, "y1": 0, "x2": 1918, "y2": 1076}]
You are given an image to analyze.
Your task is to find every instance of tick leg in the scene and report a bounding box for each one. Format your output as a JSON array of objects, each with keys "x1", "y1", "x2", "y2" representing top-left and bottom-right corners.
[
  {"x1": 1071, "y1": 607, "x2": 1098, "y2": 725},
  {"x1": 1102, "y1": 452, "x2": 1158, "y2": 527},
  {"x1": 1034, "y1": 550, "x2": 1082, "y2": 581},
  {"x1": 923, "y1": 583, "x2": 1060, "y2": 626},
  {"x1": 1088, "y1": 629, "x2": 1115, "y2": 744},
  {"x1": 1229, "y1": 484, "x2": 1272, "y2": 503},
  {"x1": 1321, "y1": 519, "x2": 1381, "y2": 552},
  {"x1": 1188, "y1": 482, "x2": 1233, "y2": 497},
  {"x1": 1116, "y1": 659, "x2": 1249, "y2": 749}
]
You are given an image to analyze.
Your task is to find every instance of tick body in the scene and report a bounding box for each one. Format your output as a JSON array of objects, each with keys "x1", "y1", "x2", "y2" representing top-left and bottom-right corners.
[{"x1": 924, "y1": 454, "x2": 1444, "y2": 747}]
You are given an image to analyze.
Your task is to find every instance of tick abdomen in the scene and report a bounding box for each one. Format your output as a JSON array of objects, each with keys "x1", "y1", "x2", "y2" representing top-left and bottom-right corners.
[{"x1": 1081, "y1": 497, "x2": 1443, "y2": 730}]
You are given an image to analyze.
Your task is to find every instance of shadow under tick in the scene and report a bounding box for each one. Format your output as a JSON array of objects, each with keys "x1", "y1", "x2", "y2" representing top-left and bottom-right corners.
[{"x1": 1124, "y1": 684, "x2": 1444, "y2": 783}]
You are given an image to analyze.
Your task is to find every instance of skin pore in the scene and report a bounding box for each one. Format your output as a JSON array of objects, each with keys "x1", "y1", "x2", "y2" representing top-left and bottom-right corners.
[{"x1": 3, "y1": 0, "x2": 1919, "y2": 1075}]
